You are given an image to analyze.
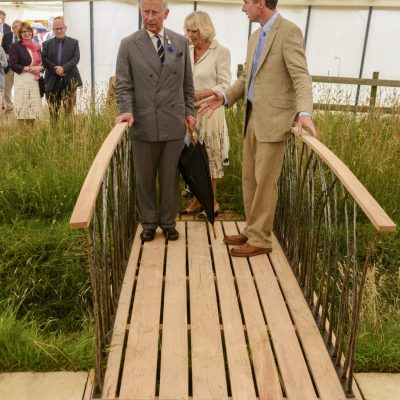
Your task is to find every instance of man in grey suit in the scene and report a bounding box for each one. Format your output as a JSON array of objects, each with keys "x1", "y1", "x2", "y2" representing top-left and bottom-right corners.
[{"x1": 116, "y1": 0, "x2": 196, "y2": 242}]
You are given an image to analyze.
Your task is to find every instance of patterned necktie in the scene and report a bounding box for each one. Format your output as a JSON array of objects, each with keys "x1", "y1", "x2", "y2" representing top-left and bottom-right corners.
[
  {"x1": 155, "y1": 35, "x2": 165, "y2": 64},
  {"x1": 248, "y1": 30, "x2": 267, "y2": 102}
]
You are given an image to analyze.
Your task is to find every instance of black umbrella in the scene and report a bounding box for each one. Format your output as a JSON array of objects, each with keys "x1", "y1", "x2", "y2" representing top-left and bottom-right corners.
[{"x1": 179, "y1": 128, "x2": 216, "y2": 238}]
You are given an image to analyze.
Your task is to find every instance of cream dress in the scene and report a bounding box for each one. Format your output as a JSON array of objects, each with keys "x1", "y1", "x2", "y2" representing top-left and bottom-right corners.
[
  {"x1": 13, "y1": 48, "x2": 42, "y2": 120},
  {"x1": 190, "y1": 40, "x2": 231, "y2": 179}
]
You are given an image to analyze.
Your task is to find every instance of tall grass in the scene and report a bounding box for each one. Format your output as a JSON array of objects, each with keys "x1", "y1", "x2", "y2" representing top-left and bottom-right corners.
[
  {"x1": 0, "y1": 103, "x2": 116, "y2": 371},
  {"x1": 219, "y1": 103, "x2": 245, "y2": 215},
  {"x1": 0, "y1": 307, "x2": 94, "y2": 371},
  {"x1": 0, "y1": 107, "x2": 115, "y2": 223}
]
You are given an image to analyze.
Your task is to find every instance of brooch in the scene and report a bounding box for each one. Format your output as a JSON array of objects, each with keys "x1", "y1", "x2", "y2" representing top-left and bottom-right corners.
[{"x1": 166, "y1": 36, "x2": 175, "y2": 53}]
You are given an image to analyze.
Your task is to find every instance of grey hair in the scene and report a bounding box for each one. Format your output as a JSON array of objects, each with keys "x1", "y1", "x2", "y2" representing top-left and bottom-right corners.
[
  {"x1": 139, "y1": 0, "x2": 168, "y2": 10},
  {"x1": 12, "y1": 19, "x2": 22, "y2": 28}
]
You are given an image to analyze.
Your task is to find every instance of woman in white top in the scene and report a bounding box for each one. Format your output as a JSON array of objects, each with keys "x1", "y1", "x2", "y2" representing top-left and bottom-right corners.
[{"x1": 181, "y1": 11, "x2": 231, "y2": 217}]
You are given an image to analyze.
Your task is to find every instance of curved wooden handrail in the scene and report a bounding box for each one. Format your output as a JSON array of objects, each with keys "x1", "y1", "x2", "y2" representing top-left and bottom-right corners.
[
  {"x1": 70, "y1": 122, "x2": 129, "y2": 229},
  {"x1": 291, "y1": 127, "x2": 396, "y2": 233}
]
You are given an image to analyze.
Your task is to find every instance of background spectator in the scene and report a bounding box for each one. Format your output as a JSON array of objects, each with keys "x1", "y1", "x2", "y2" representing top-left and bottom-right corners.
[{"x1": 9, "y1": 22, "x2": 44, "y2": 123}]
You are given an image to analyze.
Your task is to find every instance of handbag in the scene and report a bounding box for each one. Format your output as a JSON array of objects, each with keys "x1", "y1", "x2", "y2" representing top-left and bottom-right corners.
[{"x1": 38, "y1": 75, "x2": 46, "y2": 98}]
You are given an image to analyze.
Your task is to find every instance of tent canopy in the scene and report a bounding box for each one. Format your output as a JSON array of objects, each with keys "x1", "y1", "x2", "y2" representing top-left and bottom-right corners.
[{"x1": 1, "y1": 0, "x2": 399, "y2": 105}]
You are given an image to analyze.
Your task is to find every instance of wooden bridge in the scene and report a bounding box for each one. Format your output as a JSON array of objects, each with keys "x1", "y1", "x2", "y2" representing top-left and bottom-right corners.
[{"x1": 70, "y1": 123, "x2": 396, "y2": 400}]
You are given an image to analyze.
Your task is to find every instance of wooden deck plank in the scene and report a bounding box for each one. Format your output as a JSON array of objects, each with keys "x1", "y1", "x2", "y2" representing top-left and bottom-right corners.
[
  {"x1": 210, "y1": 222, "x2": 257, "y2": 400},
  {"x1": 224, "y1": 222, "x2": 283, "y2": 400},
  {"x1": 159, "y1": 221, "x2": 188, "y2": 400},
  {"x1": 83, "y1": 369, "x2": 95, "y2": 400},
  {"x1": 188, "y1": 222, "x2": 228, "y2": 400},
  {"x1": 102, "y1": 229, "x2": 142, "y2": 400},
  {"x1": 249, "y1": 253, "x2": 317, "y2": 399},
  {"x1": 269, "y1": 234, "x2": 347, "y2": 400},
  {"x1": 119, "y1": 233, "x2": 165, "y2": 400}
]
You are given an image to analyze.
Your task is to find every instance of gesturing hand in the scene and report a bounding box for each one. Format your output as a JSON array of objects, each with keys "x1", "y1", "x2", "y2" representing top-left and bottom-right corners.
[{"x1": 197, "y1": 91, "x2": 224, "y2": 117}]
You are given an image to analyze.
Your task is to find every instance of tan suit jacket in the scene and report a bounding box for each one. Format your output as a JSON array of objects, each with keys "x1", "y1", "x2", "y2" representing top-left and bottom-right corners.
[{"x1": 226, "y1": 15, "x2": 313, "y2": 142}]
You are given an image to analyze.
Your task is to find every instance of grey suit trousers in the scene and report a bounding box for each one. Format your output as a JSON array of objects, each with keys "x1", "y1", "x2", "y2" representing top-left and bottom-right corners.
[{"x1": 133, "y1": 139, "x2": 184, "y2": 230}]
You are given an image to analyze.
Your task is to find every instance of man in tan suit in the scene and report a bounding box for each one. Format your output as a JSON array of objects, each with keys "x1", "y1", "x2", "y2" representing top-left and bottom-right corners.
[{"x1": 199, "y1": 0, "x2": 317, "y2": 257}]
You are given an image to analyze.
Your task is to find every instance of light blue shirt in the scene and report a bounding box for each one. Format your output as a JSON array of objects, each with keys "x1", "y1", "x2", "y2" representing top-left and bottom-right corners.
[
  {"x1": 247, "y1": 12, "x2": 279, "y2": 103},
  {"x1": 223, "y1": 12, "x2": 310, "y2": 119}
]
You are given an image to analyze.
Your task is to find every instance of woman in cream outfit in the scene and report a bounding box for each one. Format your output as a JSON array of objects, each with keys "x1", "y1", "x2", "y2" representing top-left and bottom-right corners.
[
  {"x1": 9, "y1": 22, "x2": 43, "y2": 122},
  {"x1": 181, "y1": 11, "x2": 231, "y2": 216}
]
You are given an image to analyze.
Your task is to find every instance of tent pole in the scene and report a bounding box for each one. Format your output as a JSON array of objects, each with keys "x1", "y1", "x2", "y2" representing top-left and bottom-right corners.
[
  {"x1": 194, "y1": 1, "x2": 197, "y2": 11},
  {"x1": 90, "y1": 1, "x2": 95, "y2": 105},
  {"x1": 355, "y1": 6, "x2": 373, "y2": 106},
  {"x1": 304, "y1": 5, "x2": 312, "y2": 50}
]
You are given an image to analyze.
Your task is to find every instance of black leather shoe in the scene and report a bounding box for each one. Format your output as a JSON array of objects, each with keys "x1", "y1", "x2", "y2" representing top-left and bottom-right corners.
[
  {"x1": 162, "y1": 227, "x2": 179, "y2": 241},
  {"x1": 140, "y1": 229, "x2": 156, "y2": 242}
]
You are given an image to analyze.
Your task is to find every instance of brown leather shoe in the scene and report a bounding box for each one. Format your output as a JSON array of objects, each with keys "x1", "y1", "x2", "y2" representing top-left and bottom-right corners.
[
  {"x1": 230, "y1": 243, "x2": 272, "y2": 257},
  {"x1": 223, "y1": 233, "x2": 248, "y2": 245}
]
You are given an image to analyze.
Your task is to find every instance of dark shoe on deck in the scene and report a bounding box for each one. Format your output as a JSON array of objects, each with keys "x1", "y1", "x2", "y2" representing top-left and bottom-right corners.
[
  {"x1": 140, "y1": 229, "x2": 156, "y2": 242},
  {"x1": 163, "y1": 227, "x2": 179, "y2": 241}
]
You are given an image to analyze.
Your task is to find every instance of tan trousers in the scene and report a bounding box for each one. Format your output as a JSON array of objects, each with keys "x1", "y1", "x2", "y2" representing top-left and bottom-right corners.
[
  {"x1": 242, "y1": 112, "x2": 285, "y2": 249},
  {"x1": 3, "y1": 69, "x2": 14, "y2": 111}
]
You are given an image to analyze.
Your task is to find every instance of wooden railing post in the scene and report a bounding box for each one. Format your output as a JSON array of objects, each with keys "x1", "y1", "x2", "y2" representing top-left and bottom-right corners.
[{"x1": 369, "y1": 71, "x2": 379, "y2": 107}]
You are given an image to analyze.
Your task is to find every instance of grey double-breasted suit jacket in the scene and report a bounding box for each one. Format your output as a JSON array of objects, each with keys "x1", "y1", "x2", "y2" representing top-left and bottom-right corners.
[{"x1": 115, "y1": 28, "x2": 195, "y2": 142}]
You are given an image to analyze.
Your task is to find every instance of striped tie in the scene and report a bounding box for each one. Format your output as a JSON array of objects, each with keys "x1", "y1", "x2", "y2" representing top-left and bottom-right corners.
[{"x1": 155, "y1": 35, "x2": 165, "y2": 64}]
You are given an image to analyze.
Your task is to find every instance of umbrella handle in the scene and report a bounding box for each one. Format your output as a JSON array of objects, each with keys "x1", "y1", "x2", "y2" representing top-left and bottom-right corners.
[{"x1": 188, "y1": 126, "x2": 199, "y2": 144}]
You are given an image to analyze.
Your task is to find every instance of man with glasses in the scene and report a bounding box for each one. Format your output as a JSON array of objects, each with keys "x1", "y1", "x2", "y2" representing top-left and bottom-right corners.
[{"x1": 42, "y1": 16, "x2": 82, "y2": 119}]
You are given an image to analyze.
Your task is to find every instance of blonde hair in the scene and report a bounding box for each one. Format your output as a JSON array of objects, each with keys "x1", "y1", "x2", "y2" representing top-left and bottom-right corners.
[{"x1": 184, "y1": 11, "x2": 215, "y2": 43}]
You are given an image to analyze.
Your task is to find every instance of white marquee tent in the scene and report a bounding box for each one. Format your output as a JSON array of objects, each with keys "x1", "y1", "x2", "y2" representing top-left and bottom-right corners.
[{"x1": 1, "y1": 0, "x2": 400, "y2": 104}]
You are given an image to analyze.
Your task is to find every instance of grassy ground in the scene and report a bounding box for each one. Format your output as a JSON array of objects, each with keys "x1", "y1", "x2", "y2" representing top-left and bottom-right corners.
[
  {"x1": 0, "y1": 101, "x2": 398, "y2": 372},
  {"x1": 0, "y1": 105, "x2": 115, "y2": 371}
]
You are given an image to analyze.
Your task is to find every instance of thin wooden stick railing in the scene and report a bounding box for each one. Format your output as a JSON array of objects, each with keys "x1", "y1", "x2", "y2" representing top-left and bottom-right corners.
[
  {"x1": 274, "y1": 128, "x2": 396, "y2": 396},
  {"x1": 70, "y1": 122, "x2": 137, "y2": 396}
]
